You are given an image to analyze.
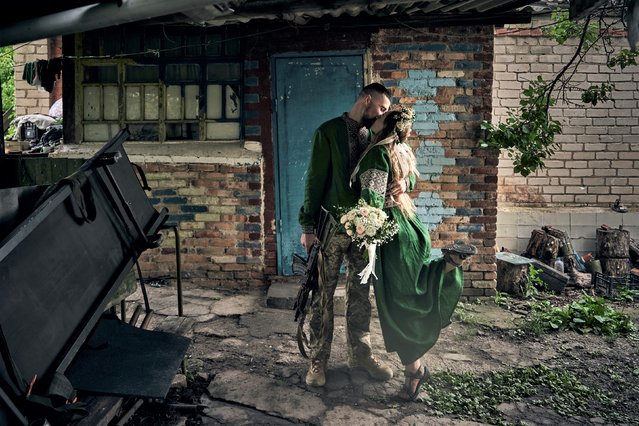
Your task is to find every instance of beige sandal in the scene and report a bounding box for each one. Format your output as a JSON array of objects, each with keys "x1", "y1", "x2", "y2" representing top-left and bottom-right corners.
[
  {"x1": 442, "y1": 241, "x2": 477, "y2": 267},
  {"x1": 396, "y1": 365, "x2": 430, "y2": 402}
]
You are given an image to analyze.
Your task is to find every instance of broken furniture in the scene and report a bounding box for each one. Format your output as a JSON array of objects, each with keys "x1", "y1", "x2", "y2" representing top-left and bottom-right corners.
[{"x1": 0, "y1": 129, "x2": 190, "y2": 425}]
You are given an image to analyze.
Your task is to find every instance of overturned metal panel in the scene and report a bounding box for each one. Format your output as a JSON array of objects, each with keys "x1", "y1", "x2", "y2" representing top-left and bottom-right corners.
[
  {"x1": 0, "y1": 129, "x2": 187, "y2": 424},
  {"x1": 66, "y1": 316, "x2": 190, "y2": 399}
]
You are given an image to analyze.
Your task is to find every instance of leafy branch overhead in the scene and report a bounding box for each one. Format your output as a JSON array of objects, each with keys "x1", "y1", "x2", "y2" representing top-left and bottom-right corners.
[
  {"x1": 480, "y1": 77, "x2": 561, "y2": 177},
  {"x1": 481, "y1": 5, "x2": 639, "y2": 177}
]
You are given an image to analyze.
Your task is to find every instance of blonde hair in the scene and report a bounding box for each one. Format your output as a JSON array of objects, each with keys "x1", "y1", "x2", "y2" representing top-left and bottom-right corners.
[{"x1": 376, "y1": 107, "x2": 419, "y2": 218}]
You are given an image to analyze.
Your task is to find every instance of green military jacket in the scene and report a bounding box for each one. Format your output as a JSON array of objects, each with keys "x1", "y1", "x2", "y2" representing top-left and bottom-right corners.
[{"x1": 299, "y1": 114, "x2": 365, "y2": 234}]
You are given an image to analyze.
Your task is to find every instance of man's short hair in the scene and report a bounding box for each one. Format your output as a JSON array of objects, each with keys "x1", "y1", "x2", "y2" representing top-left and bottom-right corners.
[{"x1": 359, "y1": 82, "x2": 391, "y2": 102}]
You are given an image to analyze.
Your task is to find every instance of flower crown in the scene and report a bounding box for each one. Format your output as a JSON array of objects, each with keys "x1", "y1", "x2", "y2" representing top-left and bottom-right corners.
[{"x1": 395, "y1": 106, "x2": 415, "y2": 133}]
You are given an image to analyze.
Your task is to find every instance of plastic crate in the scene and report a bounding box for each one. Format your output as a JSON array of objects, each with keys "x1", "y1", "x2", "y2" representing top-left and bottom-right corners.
[{"x1": 593, "y1": 272, "x2": 639, "y2": 298}]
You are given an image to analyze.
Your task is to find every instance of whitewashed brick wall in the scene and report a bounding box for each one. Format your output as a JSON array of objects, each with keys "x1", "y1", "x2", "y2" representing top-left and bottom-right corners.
[
  {"x1": 13, "y1": 39, "x2": 51, "y2": 116},
  {"x1": 494, "y1": 19, "x2": 639, "y2": 255}
]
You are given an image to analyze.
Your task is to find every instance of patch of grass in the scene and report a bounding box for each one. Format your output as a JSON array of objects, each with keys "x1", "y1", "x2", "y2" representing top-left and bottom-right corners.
[
  {"x1": 521, "y1": 293, "x2": 636, "y2": 337},
  {"x1": 421, "y1": 364, "x2": 629, "y2": 425},
  {"x1": 452, "y1": 302, "x2": 479, "y2": 325},
  {"x1": 612, "y1": 287, "x2": 639, "y2": 302}
]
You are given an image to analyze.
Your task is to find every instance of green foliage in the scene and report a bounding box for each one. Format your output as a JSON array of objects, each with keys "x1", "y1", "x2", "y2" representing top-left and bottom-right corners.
[
  {"x1": 521, "y1": 264, "x2": 546, "y2": 298},
  {"x1": 607, "y1": 49, "x2": 638, "y2": 69},
  {"x1": 581, "y1": 82, "x2": 614, "y2": 105},
  {"x1": 0, "y1": 46, "x2": 15, "y2": 123},
  {"x1": 542, "y1": 10, "x2": 599, "y2": 47},
  {"x1": 523, "y1": 293, "x2": 636, "y2": 337},
  {"x1": 422, "y1": 364, "x2": 603, "y2": 424},
  {"x1": 481, "y1": 7, "x2": 634, "y2": 177},
  {"x1": 613, "y1": 286, "x2": 639, "y2": 302},
  {"x1": 480, "y1": 76, "x2": 561, "y2": 177},
  {"x1": 452, "y1": 302, "x2": 479, "y2": 325},
  {"x1": 493, "y1": 290, "x2": 508, "y2": 306}
]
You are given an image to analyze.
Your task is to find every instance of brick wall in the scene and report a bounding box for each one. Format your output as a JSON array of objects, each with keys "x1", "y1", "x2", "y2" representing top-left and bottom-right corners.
[
  {"x1": 370, "y1": 27, "x2": 498, "y2": 297},
  {"x1": 493, "y1": 19, "x2": 639, "y2": 254},
  {"x1": 18, "y1": 24, "x2": 498, "y2": 296},
  {"x1": 13, "y1": 39, "x2": 54, "y2": 116},
  {"x1": 239, "y1": 25, "x2": 497, "y2": 297},
  {"x1": 136, "y1": 160, "x2": 265, "y2": 288}
]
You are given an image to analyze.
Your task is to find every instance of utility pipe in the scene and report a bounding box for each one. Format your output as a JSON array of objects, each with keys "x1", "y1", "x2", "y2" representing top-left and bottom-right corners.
[{"x1": 0, "y1": 0, "x2": 234, "y2": 47}]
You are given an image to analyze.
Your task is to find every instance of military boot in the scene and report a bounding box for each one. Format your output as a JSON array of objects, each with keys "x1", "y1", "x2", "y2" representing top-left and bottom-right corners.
[
  {"x1": 349, "y1": 355, "x2": 393, "y2": 381},
  {"x1": 306, "y1": 358, "x2": 326, "y2": 386}
]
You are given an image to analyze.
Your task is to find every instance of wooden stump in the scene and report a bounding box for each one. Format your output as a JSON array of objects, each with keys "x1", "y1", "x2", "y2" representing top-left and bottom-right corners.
[
  {"x1": 496, "y1": 252, "x2": 533, "y2": 296},
  {"x1": 524, "y1": 229, "x2": 546, "y2": 258},
  {"x1": 524, "y1": 229, "x2": 560, "y2": 265},
  {"x1": 600, "y1": 258, "x2": 630, "y2": 276},
  {"x1": 630, "y1": 237, "x2": 639, "y2": 264},
  {"x1": 596, "y1": 226, "x2": 631, "y2": 276},
  {"x1": 564, "y1": 255, "x2": 592, "y2": 288},
  {"x1": 543, "y1": 225, "x2": 575, "y2": 257},
  {"x1": 596, "y1": 227, "x2": 630, "y2": 258}
]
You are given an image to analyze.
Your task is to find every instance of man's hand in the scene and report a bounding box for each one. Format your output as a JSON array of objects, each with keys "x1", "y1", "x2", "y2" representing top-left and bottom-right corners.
[
  {"x1": 389, "y1": 178, "x2": 407, "y2": 196},
  {"x1": 300, "y1": 233, "x2": 318, "y2": 252}
]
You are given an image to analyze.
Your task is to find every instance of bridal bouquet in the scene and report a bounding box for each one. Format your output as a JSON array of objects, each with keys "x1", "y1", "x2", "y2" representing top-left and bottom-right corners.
[{"x1": 339, "y1": 200, "x2": 398, "y2": 284}]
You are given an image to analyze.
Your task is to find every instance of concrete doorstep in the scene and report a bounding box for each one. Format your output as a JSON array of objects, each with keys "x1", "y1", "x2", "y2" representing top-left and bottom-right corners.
[{"x1": 266, "y1": 279, "x2": 377, "y2": 317}]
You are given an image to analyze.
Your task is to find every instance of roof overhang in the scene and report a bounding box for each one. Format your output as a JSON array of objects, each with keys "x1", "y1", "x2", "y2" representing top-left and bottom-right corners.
[
  {"x1": 0, "y1": 0, "x2": 538, "y2": 48},
  {"x1": 0, "y1": 0, "x2": 233, "y2": 47}
]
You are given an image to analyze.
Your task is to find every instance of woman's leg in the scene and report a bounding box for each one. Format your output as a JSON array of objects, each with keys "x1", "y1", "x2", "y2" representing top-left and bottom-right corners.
[{"x1": 397, "y1": 357, "x2": 430, "y2": 401}]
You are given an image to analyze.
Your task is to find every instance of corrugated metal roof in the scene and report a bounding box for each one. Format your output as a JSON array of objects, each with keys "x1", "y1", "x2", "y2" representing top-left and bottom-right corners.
[
  {"x1": 179, "y1": 0, "x2": 539, "y2": 26},
  {"x1": 2, "y1": 0, "x2": 539, "y2": 47}
]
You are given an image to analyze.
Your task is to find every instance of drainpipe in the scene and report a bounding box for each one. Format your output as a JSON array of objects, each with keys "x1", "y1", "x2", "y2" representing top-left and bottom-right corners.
[{"x1": 0, "y1": 0, "x2": 234, "y2": 47}]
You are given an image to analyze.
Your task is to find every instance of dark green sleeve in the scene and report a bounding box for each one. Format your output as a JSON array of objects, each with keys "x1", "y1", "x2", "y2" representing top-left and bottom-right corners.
[
  {"x1": 407, "y1": 173, "x2": 416, "y2": 191},
  {"x1": 299, "y1": 127, "x2": 330, "y2": 233},
  {"x1": 356, "y1": 145, "x2": 390, "y2": 210}
]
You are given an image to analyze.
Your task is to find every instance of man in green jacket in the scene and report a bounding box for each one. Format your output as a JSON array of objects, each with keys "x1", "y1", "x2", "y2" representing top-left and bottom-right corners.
[{"x1": 299, "y1": 83, "x2": 394, "y2": 387}]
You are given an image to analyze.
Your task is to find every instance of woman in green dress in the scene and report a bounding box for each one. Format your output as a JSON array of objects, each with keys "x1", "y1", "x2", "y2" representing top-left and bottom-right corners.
[{"x1": 351, "y1": 106, "x2": 476, "y2": 401}]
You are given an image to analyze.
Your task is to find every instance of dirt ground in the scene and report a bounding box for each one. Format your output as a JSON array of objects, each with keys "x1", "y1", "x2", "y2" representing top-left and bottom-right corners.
[{"x1": 124, "y1": 285, "x2": 639, "y2": 426}]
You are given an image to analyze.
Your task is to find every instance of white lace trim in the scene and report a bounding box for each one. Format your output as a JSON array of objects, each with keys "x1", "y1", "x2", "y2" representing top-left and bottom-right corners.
[{"x1": 360, "y1": 168, "x2": 388, "y2": 199}]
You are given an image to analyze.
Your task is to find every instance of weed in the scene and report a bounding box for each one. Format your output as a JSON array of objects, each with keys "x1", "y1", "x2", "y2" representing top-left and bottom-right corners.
[
  {"x1": 520, "y1": 264, "x2": 546, "y2": 299},
  {"x1": 521, "y1": 293, "x2": 636, "y2": 337},
  {"x1": 453, "y1": 302, "x2": 478, "y2": 325},
  {"x1": 421, "y1": 364, "x2": 629, "y2": 425},
  {"x1": 494, "y1": 290, "x2": 508, "y2": 307},
  {"x1": 612, "y1": 287, "x2": 639, "y2": 302}
]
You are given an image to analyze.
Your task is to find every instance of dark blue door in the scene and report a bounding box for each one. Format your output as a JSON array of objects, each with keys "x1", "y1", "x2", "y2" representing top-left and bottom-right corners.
[{"x1": 273, "y1": 53, "x2": 364, "y2": 275}]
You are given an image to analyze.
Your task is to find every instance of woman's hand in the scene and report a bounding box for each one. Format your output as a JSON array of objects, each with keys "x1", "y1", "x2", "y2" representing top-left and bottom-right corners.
[{"x1": 389, "y1": 178, "x2": 407, "y2": 196}]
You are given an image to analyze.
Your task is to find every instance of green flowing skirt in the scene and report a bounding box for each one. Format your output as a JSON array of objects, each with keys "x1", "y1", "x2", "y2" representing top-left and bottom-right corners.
[{"x1": 372, "y1": 207, "x2": 463, "y2": 365}]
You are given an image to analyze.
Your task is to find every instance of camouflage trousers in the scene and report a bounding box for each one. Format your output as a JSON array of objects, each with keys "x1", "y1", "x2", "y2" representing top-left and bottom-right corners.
[{"x1": 307, "y1": 233, "x2": 373, "y2": 362}]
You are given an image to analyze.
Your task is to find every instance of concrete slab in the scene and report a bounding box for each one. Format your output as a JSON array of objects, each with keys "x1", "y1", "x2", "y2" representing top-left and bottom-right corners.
[
  {"x1": 210, "y1": 293, "x2": 262, "y2": 316},
  {"x1": 207, "y1": 370, "x2": 327, "y2": 423},
  {"x1": 323, "y1": 405, "x2": 390, "y2": 425},
  {"x1": 200, "y1": 397, "x2": 296, "y2": 425},
  {"x1": 266, "y1": 280, "x2": 352, "y2": 317},
  {"x1": 240, "y1": 308, "x2": 297, "y2": 338}
]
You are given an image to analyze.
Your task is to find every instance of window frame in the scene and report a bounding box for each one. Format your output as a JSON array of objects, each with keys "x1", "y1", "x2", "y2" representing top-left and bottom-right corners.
[{"x1": 77, "y1": 25, "x2": 243, "y2": 143}]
